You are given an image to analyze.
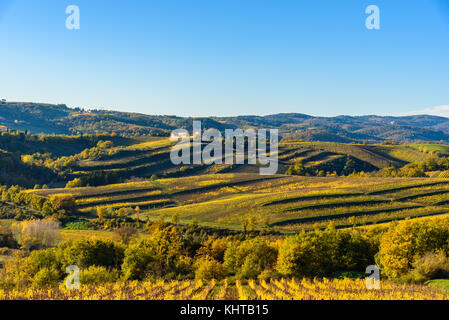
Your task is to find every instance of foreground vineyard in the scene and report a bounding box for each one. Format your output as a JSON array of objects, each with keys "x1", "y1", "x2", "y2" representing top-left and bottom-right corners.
[{"x1": 0, "y1": 278, "x2": 447, "y2": 300}]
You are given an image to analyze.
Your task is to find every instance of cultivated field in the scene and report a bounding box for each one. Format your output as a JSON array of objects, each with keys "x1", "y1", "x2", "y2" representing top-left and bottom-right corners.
[
  {"x1": 0, "y1": 278, "x2": 446, "y2": 300},
  {"x1": 61, "y1": 139, "x2": 437, "y2": 182},
  {"x1": 24, "y1": 173, "x2": 449, "y2": 233}
]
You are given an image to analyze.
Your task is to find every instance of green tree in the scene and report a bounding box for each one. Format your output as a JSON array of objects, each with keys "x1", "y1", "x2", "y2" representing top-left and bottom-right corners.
[
  {"x1": 194, "y1": 256, "x2": 226, "y2": 280},
  {"x1": 224, "y1": 239, "x2": 277, "y2": 279}
]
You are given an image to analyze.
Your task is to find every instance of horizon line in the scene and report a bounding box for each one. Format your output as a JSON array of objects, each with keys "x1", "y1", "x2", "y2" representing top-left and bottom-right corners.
[{"x1": 2, "y1": 99, "x2": 449, "y2": 120}]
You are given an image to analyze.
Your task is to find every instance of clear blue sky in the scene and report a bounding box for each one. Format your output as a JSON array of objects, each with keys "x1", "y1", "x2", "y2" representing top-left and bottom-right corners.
[{"x1": 1, "y1": 0, "x2": 449, "y2": 117}]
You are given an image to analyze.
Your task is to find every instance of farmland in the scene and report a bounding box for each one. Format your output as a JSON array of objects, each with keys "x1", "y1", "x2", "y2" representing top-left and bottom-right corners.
[
  {"x1": 18, "y1": 173, "x2": 449, "y2": 234},
  {"x1": 3, "y1": 129, "x2": 449, "y2": 301},
  {"x1": 3, "y1": 133, "x2": 449, "y2": 260},
  {"x1": 0, "y1": 278, "x2": 447, "y2": 300},
  {"x1": 2, "y1": 3, "x2": 449, "y2": 304},
  {"x1": 139, "y1": 175, "x2": 449, "y2": 232},
  {"x1": 8, "y1": 134, "x2": 448, "y2": 235},
  {"x1": 60, "y1": 138, "x2": 439, "y2": 183}
]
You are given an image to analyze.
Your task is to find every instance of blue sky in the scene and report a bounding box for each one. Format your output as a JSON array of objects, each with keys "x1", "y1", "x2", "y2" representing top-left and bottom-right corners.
[{"x1": 0, "y1": 0, "x2": 449, "y2": 117}]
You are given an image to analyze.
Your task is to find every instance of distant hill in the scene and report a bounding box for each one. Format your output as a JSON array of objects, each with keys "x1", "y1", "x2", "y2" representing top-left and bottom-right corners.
[
  {"x1": 2, "y1": 101, "x2": 449, "y2": 143},
  {"x1": 0, "y1": 123, "x2": 441, "y2": 187}
]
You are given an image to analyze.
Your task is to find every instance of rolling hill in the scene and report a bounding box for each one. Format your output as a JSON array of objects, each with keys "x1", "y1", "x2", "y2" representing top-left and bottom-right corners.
[{"x1": 3, "y1": 101, "x2": 449, "y2": 143}]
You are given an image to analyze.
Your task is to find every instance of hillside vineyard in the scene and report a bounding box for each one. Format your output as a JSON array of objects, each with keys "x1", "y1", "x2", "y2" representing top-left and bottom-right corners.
[{"x1": 2, "y1": 103, "x2": 449, "y2": 302}]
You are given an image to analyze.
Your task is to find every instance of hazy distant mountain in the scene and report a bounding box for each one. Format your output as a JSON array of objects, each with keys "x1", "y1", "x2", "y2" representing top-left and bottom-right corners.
[{"x1": 2, "y1": 101, "x2": 449, "y2": 143}]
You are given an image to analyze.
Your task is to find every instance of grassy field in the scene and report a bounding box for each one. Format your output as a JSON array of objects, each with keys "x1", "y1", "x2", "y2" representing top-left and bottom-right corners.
[
  {"x1": 427, "y1": 279, "x2": 449, "y2": 292},
  {"x1": 60, "y1": 229, "x2": 150, "y2": 242},
  {"x1": 408, "y1": 144, "x2": 449, "y2": 156}
]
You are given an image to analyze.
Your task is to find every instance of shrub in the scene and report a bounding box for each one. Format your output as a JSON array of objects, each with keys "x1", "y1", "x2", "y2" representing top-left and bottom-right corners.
[
  {"x1": 1, "y1": 248, "x2": 63, "y2": 288},
  {"x1": 114, "y1": 225, "x2": 137, "y2": 244},
  {"x1": 276, "y1": 227, "x2": 375, "y2": 278},
  {"x1": 0, "y1": 226, "x2": 18, "y2": 248},
  {"x1": 64, "y1": 220, "x2": 92, "y2": 230},
  {"x1": 80, "y1": 266, "x2": 118, "y2": 285},
  {"x1": 378, "y1": 218, "x2": 449, "y2": 279},
  {"x1": 65, "y1": 178, "x2": 83, "y2": 188},
  {"x1": 121, "y1": 241, "x2": 155, "y2": 281},
  {"x1": 196, "y1": 237, "x2": 231, "y2": 262},
  {"x1": 406, "y1": 252, "x2": 449, "y2": 283},
  {"x1": 31, "y1": 267, "x2": 61, "y2": 288},
  {"x1": 121, "y1": 227, "x2": 189, "y2": 280},
  {"x1": 96, "y1": 207, "x2": 108, "y2": 219},
  {"x1": 57, "y1": 239, "x2": 125, "y2": 270},
  {"x1": 11, "y1": 219, "x2": 61, "y2": 249},
  {"x1": 51, "y1": 195, "x2": 76, "y2": 213},
  {"x1": 224, "y1": 239, "x2": 277, "y2": 279},
  {"x1": 276, "y1": 231, "x2": 332, "y2": 277},
  {"x1": 194, "y1": 256, "x2": 226, "y2": 280},
  {"x1": 1, "y1": 240, "x2": 124, "y2": 288}
]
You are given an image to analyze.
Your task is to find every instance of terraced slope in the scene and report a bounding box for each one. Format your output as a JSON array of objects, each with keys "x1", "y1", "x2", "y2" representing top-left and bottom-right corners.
[
  {"x1": 66, "y1": 139, "x2": 429, "y2": 183},
  {"x1": 25, "y1": 174, "x2": 449, "y2": 234},
  {"x1": 134, "y1": 176, "x2": 449, "y2": 233},
  {"x1": 280, "y1": 141, "x2": 431, "y2": 169}
]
